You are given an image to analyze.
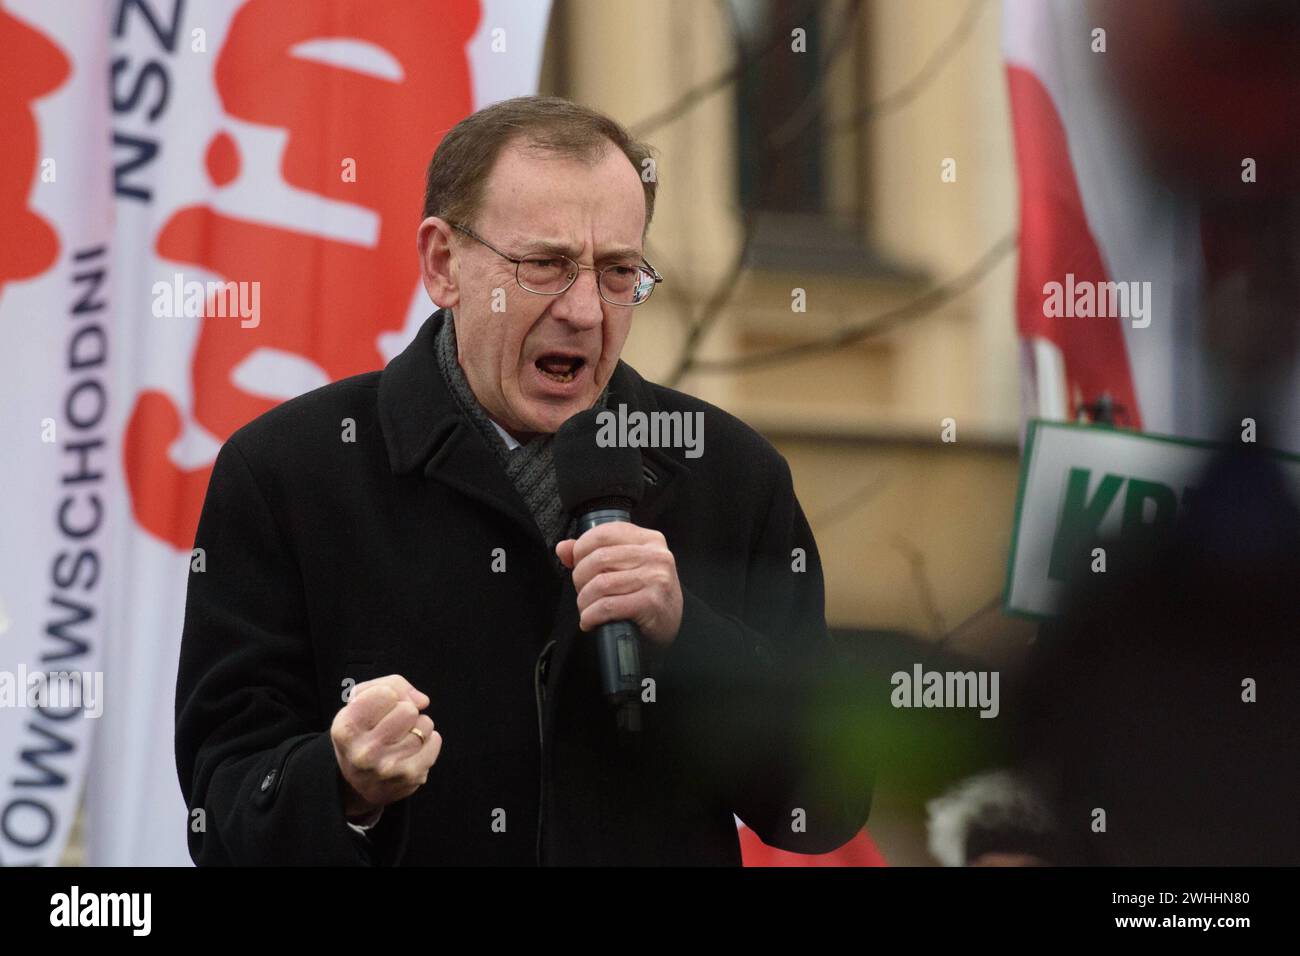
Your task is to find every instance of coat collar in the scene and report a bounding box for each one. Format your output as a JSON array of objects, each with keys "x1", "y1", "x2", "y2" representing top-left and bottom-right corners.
[{"x1": 377, "y1": 308, "x2": 686, "y2": 534}]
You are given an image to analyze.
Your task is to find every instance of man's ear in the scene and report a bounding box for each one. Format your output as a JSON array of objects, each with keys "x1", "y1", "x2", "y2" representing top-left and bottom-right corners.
[{"x1": 417, "y1": 217, "x2": 459, "y2": 308}]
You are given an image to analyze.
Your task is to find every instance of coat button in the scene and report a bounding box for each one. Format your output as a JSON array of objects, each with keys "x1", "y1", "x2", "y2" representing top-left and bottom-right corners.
[{"x1": 260, "y1": 769, "x2": 277, "y2": 792}]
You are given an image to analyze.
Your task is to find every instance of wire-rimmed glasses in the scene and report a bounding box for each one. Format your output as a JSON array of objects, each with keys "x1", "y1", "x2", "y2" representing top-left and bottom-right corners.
[{"x1": 450, "y1": 222, "x2": 663, "y2": 307}]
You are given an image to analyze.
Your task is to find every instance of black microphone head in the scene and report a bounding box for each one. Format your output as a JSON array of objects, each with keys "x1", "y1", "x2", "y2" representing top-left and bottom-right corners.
[{"x1": 554, "y1": 407, "x2": 644, "y2": 514}]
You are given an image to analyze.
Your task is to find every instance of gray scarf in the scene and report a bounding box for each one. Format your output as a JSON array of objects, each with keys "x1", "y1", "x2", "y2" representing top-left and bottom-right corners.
[{"x1": 433, "y1": 312, "x2": 607, "y2": 557}]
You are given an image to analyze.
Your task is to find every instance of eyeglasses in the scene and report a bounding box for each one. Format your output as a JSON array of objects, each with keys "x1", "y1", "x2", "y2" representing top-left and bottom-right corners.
[{"x1": 450, "y1": 222, "x2": 663, "y2": 307}]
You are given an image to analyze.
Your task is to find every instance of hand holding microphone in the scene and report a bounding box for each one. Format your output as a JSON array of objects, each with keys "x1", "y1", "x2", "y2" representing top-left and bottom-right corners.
[
  {"x1": 555, "y1": 522, "x2": 682, "y2": 648},
  {"x1": 553, "y1": 409, "x2": 683, "y2": 730}
]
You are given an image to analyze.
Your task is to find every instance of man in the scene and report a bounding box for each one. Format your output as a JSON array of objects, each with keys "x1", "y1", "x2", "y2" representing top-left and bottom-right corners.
[{"x1": 175, "y1": 95, "x2": 871, "y2": 865}]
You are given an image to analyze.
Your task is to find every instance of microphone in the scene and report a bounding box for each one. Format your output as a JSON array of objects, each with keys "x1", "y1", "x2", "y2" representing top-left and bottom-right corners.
[{"x1": 554, "y1": 408, "x2": 645, "y2": 733}]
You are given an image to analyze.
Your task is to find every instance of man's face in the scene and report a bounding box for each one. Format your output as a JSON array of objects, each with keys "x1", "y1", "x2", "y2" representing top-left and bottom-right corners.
[{"x1": 449, "y1": 139, "x2": 648, "y2": 438}]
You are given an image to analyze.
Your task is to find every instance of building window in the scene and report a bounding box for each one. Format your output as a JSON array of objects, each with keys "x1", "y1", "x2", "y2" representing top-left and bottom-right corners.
[
  {"x1": 731, "y1": 0, "x2": 866, "y2": 220},
  {"x1": 733, "y1": 0, "x2": 828, "y2": 214}
]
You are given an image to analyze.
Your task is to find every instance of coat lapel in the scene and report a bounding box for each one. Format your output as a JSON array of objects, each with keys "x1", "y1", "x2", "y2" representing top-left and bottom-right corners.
[
  {"x1": 422, "y1": 421, "x2": 544, "y2": 548},
  {"x1": 378, "y1": 308, "x2": 541, "y2": 546},
  {"x1": 379, "y1": 308, "x2": 687, "y2": 541}
]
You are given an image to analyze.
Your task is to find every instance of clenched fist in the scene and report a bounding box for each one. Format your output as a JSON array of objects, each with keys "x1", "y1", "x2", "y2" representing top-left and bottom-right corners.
[{"x1": 330, "y1": 674, "x2": 440, "y2": 821}]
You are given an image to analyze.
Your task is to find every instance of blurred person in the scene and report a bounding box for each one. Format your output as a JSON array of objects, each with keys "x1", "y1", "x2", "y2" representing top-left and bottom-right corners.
[
  {"x1": 1009, "y1": 0, "x2": 1300, "y2": 866},
  {"x1": 927, "y1": 770, "x2": 1056, "y2": 867},
  {"x1": 1012, "y1": 447, "x2": 1300, "y2": 865}
]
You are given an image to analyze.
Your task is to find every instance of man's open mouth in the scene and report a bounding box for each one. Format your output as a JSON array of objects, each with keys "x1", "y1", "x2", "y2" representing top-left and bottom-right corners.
[{"x1": 535, "y1": 354, "x2": 586, "y2": 384}]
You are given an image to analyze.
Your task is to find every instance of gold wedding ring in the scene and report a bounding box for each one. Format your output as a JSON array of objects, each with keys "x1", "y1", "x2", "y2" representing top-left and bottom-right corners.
[{"x1": 408, "y1": 727, "x2": 425, "y2": 743}]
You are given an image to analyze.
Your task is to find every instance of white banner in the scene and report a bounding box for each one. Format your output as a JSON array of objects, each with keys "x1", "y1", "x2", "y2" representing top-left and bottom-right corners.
[
  {"x1": 1004, "y1": 421, "x2": 1300, "y2": 618},
  {"x1": 0, "y1": 0, "x2": 114, "y2": 867}
]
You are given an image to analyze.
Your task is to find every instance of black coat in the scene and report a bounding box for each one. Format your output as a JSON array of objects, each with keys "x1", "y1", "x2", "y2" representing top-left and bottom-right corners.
[{"x1": 175, "y1": 308, "x2": 871, "y2": 865}]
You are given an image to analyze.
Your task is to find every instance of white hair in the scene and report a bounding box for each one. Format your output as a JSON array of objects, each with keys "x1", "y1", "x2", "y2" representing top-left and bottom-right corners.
[{"x1": 925, "y1": 769, "x2": 1054, "y2": 866}]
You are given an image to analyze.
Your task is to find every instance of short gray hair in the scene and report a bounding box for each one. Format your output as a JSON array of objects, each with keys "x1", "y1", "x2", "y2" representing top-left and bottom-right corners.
[{"x1": 422, "y1": 95, "x2": 657, "y2": 233}]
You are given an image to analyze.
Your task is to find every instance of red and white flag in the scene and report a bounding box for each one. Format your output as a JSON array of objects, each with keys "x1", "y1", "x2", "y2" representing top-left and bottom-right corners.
[{"x1": 1004, "y1": 0, "x2": 1300, "y2": 450}]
